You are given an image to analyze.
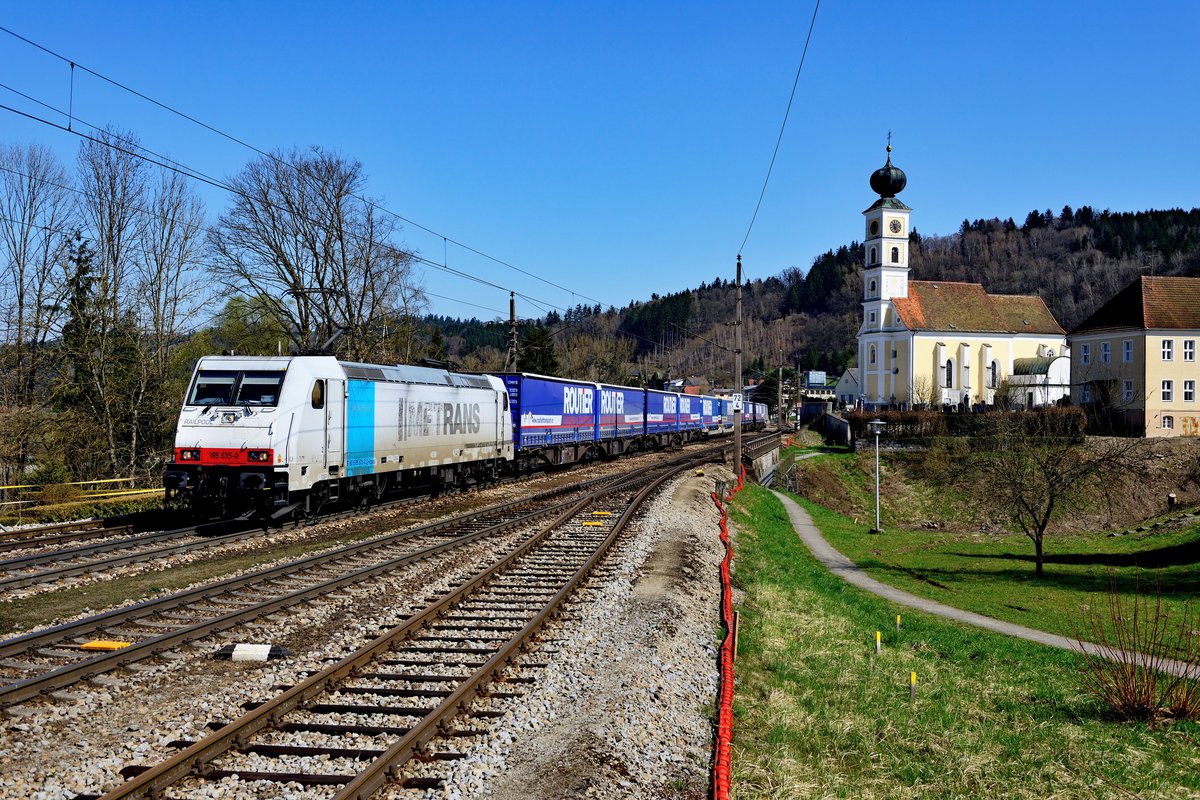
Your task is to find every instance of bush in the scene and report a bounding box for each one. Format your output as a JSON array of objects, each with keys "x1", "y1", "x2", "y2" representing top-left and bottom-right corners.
[{"x1": 1075, "y1": 570, "x2": 1200, "y2": 724}]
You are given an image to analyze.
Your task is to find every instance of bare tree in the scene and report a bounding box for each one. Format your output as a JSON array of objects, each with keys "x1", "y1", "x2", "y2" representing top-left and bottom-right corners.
[
  {"x1": 0, "y1": 143, "x2": 76, "y2": 481},
  {"x1": 72, "y1": 128, "x2": 149, "y2": 475},
  {"x1": 967, "y1": 411, "x2": 1146, "y2": 577},
  {"x1": 207, "y1": 147, "x2": 424, "y2": 362}
]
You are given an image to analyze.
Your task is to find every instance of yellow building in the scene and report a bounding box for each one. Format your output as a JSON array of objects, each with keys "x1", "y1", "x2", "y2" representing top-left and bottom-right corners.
[
  {"x1": 856, "y1": 146, "x2": 1067, "y2": 409},
  {"x1": 1069, "y1": 275, "x2": 1200, "y2": 437}
]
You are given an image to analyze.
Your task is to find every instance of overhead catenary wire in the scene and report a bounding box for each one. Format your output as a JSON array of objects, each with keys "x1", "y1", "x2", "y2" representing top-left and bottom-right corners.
[
  {"x1": 0, "y1": 24, "x2": 608, "y2": 309},
  {"x1": 736, "y1": 0, "x2": 821, "y2": 262}
]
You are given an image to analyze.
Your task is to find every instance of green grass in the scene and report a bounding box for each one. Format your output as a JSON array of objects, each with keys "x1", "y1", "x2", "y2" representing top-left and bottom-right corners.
[
  {"x1": 728, "y1": 484, "x2": 1199, "y2": 799},
  {"x1": 802, "y1": 496, "x2": 1200, "y2": 650}
]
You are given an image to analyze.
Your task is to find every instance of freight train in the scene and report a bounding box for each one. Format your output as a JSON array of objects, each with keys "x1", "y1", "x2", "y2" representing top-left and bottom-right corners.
[{"x1": 163, "y1": 355, "x2": 769, "y2": 517}]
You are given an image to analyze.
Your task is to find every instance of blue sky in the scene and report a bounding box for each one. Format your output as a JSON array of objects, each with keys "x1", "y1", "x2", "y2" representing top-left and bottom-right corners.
[{"x1": 2, "y1": 2, "x2": 1197, "y2": 323}]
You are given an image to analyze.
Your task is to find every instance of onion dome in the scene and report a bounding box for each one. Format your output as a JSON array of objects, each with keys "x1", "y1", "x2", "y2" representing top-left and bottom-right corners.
[{"x1": 869, "y1": 144, "x2": 907, "y2": 198}]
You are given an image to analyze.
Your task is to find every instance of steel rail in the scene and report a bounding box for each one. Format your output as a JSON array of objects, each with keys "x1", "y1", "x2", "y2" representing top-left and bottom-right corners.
[
  {"x1": 0, "y1": 461, "x2": 683, "y2": 708},
  {"x1": 92, "y1": 454, "x2": 693, "y2": 800}
]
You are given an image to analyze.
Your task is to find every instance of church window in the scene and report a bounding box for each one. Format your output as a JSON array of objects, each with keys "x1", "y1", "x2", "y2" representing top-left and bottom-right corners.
[
  {"x1": 869, "y1": 311, "x2": 876, "y2": 324},
  {"x1": 989, "y1": 360, "x2": 999, "y2": 389},
  {"x1": 870, "y1": 247, "x2": 878, "y2": 265},
  {"x1": 944, "y1": 359, "x2": 953, "y2": 388},
  {"x1": 869, "y1": 345, "x2": 876, "y2": 365},
  {"x1": 890, "y1": 246, "x2": 900, "y2": 263},
  {"x1": 869, "y1": 279, "x2": 877, "y2": 295}
]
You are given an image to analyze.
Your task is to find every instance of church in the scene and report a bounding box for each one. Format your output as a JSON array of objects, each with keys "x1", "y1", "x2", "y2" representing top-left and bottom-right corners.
[{"x1": 855, "y1": 146, "x2": 1068, "y2": 409}]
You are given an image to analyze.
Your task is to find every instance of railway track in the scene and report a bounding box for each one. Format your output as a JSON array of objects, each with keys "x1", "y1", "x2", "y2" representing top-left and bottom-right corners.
[
  {"x1": 0, "y1": 444, "x2": 736, "y2": 709},
  {"x1": 82, "y1": 444, "x2": 705, "y2": 799},
  {"x1": 0, "y1": 518, "x2": 137, "y2": 553}
]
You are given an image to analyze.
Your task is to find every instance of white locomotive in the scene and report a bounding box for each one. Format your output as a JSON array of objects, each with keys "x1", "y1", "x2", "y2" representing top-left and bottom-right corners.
[{"x1": 163, "y1": 355, "x2": 513, "y2": 517}]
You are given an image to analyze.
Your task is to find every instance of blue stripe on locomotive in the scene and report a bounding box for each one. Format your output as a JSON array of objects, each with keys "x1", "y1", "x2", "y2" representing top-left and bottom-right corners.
[
  {"x1": 597, "y1": 385, "x2": 645, "y2": 440},
  {"x1": 505, "y1": 374, "x2": 598, "y2": 450},
  {"x1": 346, "y1": 379, "x2": 376, "y2": 476}
]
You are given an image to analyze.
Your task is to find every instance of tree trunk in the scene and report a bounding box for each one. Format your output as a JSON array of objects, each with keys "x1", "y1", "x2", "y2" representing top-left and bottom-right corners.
[{"x1": 1034, "y1": 534, "x2": 1044, "y2": 578}]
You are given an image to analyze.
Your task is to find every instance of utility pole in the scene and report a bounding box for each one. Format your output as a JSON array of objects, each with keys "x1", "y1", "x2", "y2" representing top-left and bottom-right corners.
[
  {"x1": 777, "y1": 362, "x2": 783, "y2": 429},
  {"x1": 504, "y1": 291, "x2": 518, "y2": 372},
  {"x1": 733, "y1": 255, "x2": 743, "y2": 471}
]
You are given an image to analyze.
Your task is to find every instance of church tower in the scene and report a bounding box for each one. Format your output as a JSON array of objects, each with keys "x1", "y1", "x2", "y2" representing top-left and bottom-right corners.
[{"x1": 858, "y1": 143, "x2": 910, "y2": 406}]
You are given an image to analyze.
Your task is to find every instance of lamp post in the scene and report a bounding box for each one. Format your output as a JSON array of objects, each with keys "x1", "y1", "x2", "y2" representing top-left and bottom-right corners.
[{"x1": 868, "y1": 418, "x2": 885, "y2": 534}]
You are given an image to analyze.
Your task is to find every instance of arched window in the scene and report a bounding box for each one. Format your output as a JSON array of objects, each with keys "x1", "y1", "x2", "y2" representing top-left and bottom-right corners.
[
  {"x1": 891, "y1": 246, "x2": 900, "y2": 263},
  {"x1": 989, "y1": 360, "x2": 999, "y2": 389},
  {"x1": 869, "y1": 247, "x2": 877, "y2": 265},
  {"x1": 869, "y1": 345, "x2": 877, "y2": 365},
  {"x1": 869, "y1": 279, "x2": 877, "y2": 295},
  {"x1": 944, "y1": 359, "x2": 954, "y2": 388}
]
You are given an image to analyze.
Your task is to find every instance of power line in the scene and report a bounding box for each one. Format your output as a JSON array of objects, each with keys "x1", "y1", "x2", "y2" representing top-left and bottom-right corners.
[
  {"x1": 736, "y1": 0, "x2": 821, "y2": 259},
  {"x1": 0, "y1": 24, "x2": 609, "y2": 308}
]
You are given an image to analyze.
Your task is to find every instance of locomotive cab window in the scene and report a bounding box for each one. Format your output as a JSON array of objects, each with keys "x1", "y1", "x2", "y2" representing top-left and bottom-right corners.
[
  {"x1": 186, "y1": 369, "x2": 285, "y2": 408},
  {"x1": 311, "y1": 380, "x2": 325, "y2": 409},
  {"x1": 187, "y1": 371, "x2": 237, "y2": 406}
]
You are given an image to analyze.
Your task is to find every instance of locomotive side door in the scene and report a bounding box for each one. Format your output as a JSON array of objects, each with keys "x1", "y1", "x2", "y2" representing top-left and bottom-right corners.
[{"x1": 325, "y1": 378, "x2": 345, "y2": 470}]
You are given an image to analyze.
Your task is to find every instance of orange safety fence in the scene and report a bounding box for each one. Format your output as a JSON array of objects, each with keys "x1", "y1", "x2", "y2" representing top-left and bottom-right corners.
[{"x1": 710, "y1": 463, "x2": 745, "y2": 800}]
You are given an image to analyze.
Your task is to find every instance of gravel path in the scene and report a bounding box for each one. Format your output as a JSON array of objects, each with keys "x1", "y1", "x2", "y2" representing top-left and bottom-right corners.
[{"x1": 770, "y1": 489, "x2": 1196, "y2": 678}]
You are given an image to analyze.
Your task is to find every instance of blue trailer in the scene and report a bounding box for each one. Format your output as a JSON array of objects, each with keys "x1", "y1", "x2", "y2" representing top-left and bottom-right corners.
[
  {"x1": 645, "y1": 389, "x2": 681, "y2": 443},
  {"x1": 597, "y1": 383, "x2": 646, "y2": 455},
  {"x1": 700, "y1": 395, "x2": 723, "y2": 434},
  {"x1": 500, "y1": 373, "x2": 600, "y2": 467},
  {"x1": 678, "y1": 393, "x2": 704, "y2": 435}
]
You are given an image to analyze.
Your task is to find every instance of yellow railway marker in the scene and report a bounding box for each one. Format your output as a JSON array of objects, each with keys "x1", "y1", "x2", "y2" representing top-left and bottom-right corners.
[
  {"x1": 80, "y1": 640, "x2": 132, "y2": 651},
  {"x1": 582, "y1": 521, "x2": 606, "y2": 527},
  {"x1": 590, "y1": 511, "x2": 613, "y2": 516}
]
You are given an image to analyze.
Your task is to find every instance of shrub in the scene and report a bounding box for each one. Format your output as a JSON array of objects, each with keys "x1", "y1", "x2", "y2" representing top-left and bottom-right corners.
[{"x1": 1075, "y1": 569, "x2": 1200, "y2": 724}]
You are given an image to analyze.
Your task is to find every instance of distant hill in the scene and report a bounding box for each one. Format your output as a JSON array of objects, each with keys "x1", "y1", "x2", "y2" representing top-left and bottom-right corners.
[{"x1": 436, "y1": 206, "x2": 1200, "y2": 387}]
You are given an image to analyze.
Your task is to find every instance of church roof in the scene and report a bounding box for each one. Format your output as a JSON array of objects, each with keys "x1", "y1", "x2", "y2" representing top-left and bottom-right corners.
[
  {"x1": 891, "y1": 281, "x2": 1065, "y2": 335},
  {"x1": 862, "y1": 197, "x2": 912, "y2": 213},
  {"x1": 1071, "y1": 275, "x2": 1200, "y2": 333}
]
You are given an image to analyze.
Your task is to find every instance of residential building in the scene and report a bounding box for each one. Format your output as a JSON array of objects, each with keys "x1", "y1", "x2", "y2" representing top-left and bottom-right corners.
[{"x1": 1069, "y1": 275, "x2": 1200, "y2": 437}]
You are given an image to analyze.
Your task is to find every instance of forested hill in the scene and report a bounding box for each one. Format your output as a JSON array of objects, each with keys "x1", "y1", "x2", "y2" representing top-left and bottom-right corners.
[{"x1": 438, "y1": 206, "x2": 1200, "y2": 385}]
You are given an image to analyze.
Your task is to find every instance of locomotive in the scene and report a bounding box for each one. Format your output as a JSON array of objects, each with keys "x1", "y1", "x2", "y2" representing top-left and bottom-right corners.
[
  {"x1": 164, "y1": 355, "x2": 764, "y2": 517},
  {"x1": 163, "y1": 356, "x2": 512, "y2": 518}
]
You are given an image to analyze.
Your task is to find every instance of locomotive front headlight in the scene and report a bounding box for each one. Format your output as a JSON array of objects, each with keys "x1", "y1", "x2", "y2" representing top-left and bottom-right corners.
[
  {"x1": 179, "y1": 449, "x2": 201, "y2": 461},
  {"x1": 247, "y1": 450, "x2": 271, "y2": 462}
]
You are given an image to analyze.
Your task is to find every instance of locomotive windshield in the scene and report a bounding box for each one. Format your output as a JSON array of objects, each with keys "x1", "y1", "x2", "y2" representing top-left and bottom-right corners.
[{"x1": 187, "y1": 370, "x2": 285, "y2": 407}]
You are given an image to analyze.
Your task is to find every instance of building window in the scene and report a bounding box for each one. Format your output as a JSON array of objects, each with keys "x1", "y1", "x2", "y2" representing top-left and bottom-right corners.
[
  {"x1": 1081, "y1": 384, "x2": 1092, "y2": 403},
  {"x1": 1123, "y1": 380, "x2": 1134, "y2": 403},
  {"x1": 1162, "y1": 380, "x2": 1173, "y2": 402},
  {"x1": 989, "y1": 360, "x2": 999, "y2": 389},
  {"x1": 1163, "y1": 415, "x2": 1174, "y2": 430},
  {"x1": 1101, "y1": 342, "x2": 1110, "y2": 364},
  {"x1": 891, "y1": 349, "x2": 898, "y2": 359},
  {"x1": 869, "y1": 345, "x2": 876, "y2": 365},
  {"x1": 869, "y1": 279, "x2": 877, "y2": 295},
  {"x1": 1186, "y1": 380, "x2": 1196, "y2": 402},
  {"x1": 1186, "y1": 340, "x2": 1195, "y2": 362},
  {"x1": 870, "y1": 247, "x2": 878, "y2": 265},
  {"x1": 944, "y1": 359, "x2": 953, "y2": 388},
  {"x1": 890, "y1": 246, "x2": 900, "y2": 263},
  {"x1": 1162, "y1": 339, "x2": 1173, "y2": 361},
  {"x1": 1123, "y1": 340, "x2": 1133, "y2": 363},
  {"x1": 869, "y1": 311, "x2": 876, "y2": 324},
  {"x1": 1081, "y1": 343, "x2": 1090, "y2": 365}
]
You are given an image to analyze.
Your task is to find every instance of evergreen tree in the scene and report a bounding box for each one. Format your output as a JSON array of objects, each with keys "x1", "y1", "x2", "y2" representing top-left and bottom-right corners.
[{"x1": 517, "y1": 324, "x2": 561, "y2": 375}]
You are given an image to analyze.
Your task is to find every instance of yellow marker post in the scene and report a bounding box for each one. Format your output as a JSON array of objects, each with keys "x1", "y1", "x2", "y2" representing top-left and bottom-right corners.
[
  {"x1": 875, "y1": 630, "x2": 881, "y2": 654},
  {"x1": 896, "y1": 614, "x2": 902, "y2": 631},
  {"x1": 910, "y1": 671, "x2": 917, "y2": 702}
]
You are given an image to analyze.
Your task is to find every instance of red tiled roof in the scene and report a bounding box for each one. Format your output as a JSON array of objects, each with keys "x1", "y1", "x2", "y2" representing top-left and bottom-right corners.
[
  {"x1": 1071, "y1": 275, "x2": 1200, "y2": 333},
  {"x1": 891, "y1": 281, "x2": 1064, "y2": 335}
]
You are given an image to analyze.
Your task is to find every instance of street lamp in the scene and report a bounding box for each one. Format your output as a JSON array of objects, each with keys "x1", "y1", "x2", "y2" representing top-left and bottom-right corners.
[{"x1": 868, "y1": 418, "x2": 885, "y2": 534}]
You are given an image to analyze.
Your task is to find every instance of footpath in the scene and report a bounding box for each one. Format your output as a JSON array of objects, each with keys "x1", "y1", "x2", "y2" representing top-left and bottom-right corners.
[{"x1": 769, "y1": 489, "x2": 1194, "y2": 678}]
